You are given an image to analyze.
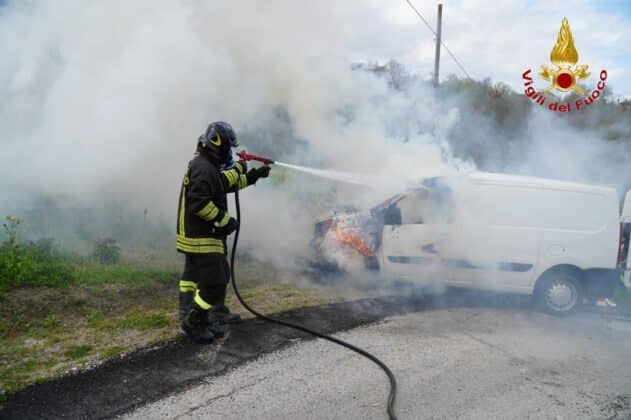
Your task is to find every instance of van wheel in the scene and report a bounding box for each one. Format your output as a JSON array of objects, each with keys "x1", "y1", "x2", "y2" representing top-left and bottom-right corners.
[{"x1": 535, "y1": 273, "x2": 583, "y2": 316}]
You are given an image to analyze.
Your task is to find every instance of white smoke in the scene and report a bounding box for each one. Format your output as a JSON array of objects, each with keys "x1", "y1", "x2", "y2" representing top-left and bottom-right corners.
[
  {"x1": 1, "y1": 0, "x2": 630, "y2": 274},
  {"x1": 0, "y1": 0, "x2": 459, "y2": 262}
]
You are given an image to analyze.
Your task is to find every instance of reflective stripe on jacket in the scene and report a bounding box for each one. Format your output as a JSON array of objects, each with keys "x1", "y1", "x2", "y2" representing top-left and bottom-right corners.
[{"x1": 176, "y1": 154, "x2": 249, "y2": 254}]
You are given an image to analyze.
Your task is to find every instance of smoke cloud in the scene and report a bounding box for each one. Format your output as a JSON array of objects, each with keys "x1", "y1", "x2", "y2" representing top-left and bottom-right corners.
[{"x1": 1, "y1": 0, "x2": 631, "y2": 274}]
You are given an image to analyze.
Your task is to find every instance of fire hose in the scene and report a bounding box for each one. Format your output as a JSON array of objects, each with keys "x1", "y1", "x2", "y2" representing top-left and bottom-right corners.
[{"x1": 229, "y1": 151, "x2": 398, "y2": 420}]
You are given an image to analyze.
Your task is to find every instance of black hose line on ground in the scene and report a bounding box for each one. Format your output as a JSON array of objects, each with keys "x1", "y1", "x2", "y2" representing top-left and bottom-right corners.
[{"x1": 229, "y1": 188, "x2": 398, "y2": 420}]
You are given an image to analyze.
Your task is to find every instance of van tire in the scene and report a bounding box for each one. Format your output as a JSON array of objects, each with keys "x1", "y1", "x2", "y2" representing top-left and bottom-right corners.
[{"x1": 534, "y1": 272, "x2": 583, "y2": 316}]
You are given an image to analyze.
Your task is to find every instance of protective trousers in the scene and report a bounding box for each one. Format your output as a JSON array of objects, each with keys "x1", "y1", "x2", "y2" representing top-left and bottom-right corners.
[{"x1": 180, "y1": 253, "x2": 229, "y2": 316}]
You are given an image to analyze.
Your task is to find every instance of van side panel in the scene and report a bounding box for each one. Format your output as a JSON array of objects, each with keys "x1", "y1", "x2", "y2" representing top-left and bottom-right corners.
[
  {"x1": 535, "y1": 190, "x2": 619, "y2": 279},
  {"x1": 449, "y1": 184, "x2": 542, "y2": 290},
  {"x1": 456, "y1": 182, "x2": 619, "y2": 292}
]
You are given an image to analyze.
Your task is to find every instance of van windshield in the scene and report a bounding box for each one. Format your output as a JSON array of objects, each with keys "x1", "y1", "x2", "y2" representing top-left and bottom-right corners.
[{"x1": 371, "y1": 185, "x2": 454, "y2": 225}]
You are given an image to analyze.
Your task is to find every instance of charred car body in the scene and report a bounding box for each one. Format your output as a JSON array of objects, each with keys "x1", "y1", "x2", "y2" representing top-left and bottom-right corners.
[{"x1": 313, "y1": 172, "x2": 630, "y2": 316}]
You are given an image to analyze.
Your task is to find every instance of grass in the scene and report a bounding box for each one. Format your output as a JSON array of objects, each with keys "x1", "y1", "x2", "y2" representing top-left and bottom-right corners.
[
  {"x1": 0, "y1": 358, "x2": 59, "y2": 395},
  {"x1": 0, "y1": 241, "x2": 75, "y2": 295},
  {"x1": 88, "y1": 311, "x2": 171, "y2": 331},
  {"x1": 101, "y1": 346, "x2": 125, "y2": 359},
  {"x1": 63, "y1": 345, "x2": 93, "y2": 360},
  {"x1": 0, "y1": 217, "x2": 179, "y2": 297},
  {"x1": 73, "y1": 263, "x2": 176, "y2": 287},
  {"x1": 0, "y1": 252, "x2": 360, "y2": 406}
]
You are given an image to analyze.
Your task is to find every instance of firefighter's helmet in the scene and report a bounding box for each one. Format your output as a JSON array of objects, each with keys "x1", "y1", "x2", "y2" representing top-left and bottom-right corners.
[{"x1": 198, "y1": 121, "x2": 239, "y2": 163}]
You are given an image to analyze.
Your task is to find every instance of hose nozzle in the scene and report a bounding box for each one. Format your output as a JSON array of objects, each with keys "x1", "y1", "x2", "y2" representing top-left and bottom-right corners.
[{"x1": 236, "y1": 150, "x2": 275, "y2": 165}]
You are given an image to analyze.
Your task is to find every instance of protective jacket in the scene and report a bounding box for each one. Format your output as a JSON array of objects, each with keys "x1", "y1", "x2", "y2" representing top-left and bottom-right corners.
[{"x1": 176, "y1": 154, "x2": 250, "y2": 254}]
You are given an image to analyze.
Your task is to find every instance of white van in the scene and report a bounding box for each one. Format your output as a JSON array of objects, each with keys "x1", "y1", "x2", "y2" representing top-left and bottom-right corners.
[{"x1": 314, "y1": 172, "x2": 628, "y2": 315}]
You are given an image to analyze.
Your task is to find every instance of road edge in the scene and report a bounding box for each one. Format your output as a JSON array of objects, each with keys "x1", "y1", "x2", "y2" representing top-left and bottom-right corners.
[{"x1": 1, "y1": 296, "x2": 427, "y2": 420}]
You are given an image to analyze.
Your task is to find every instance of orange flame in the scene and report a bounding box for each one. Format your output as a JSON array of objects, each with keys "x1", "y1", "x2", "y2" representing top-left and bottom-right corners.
[{"x1": 332, "y1": 225, "x2": 375, "y2": 257}]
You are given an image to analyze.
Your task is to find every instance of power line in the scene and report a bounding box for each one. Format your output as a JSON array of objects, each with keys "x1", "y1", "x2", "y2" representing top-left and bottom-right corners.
[{"x1": 403, "y1": 0, "x2": 472, "y2": 80}]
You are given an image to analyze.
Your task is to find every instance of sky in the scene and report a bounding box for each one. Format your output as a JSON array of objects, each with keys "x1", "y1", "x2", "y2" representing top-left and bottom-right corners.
[
  {"x1": 0, "y1": 0, "x2": 629, "y2": 96},
  {"x1": 364, "y1": 0, "x2": 631, "y2": 97}
]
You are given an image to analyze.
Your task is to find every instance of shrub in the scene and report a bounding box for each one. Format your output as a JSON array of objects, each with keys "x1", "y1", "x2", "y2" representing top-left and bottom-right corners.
[
  {"x1": 92, "y1": 238, "x2": 121, "y2": 265},
  {"x1": 0, "y1": 216, "x2": 75, "y2": 294},
  {"x1": 3, "y1": 215, "x2": 21, "y2": 247}
]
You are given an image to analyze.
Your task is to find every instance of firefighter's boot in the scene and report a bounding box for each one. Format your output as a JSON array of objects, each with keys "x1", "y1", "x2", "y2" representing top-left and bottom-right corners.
[
  {"x1": 179, "y1": 291, "x2": 195, "y2": 323},
  {"x1": 209, "y1": 305, "x2": 242, "y2": 325},
  {"x1": 178, "y1": 281, "x2": 197, "y2": 323},
  {"x1": 181, "y1": 305, "x2": 215, "y2": 344},
  {"x1": 207, "y1": 322, "x2": 226, "y2": 339}
]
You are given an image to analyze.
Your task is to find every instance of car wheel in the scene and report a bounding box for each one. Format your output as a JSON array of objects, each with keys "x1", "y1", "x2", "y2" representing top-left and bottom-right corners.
[{"x1": 535, "y1": 273, "x2": 583, "y2": 316}]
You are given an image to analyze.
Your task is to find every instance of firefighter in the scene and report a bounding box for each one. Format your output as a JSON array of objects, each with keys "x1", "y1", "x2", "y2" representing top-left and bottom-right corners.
[{"x1": 177, "y1": 121, "x2": 271, "y2": 343}]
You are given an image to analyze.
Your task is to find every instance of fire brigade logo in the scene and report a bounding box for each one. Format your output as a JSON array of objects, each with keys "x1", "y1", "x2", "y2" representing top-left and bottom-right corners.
[
  {"x1": 539, "y1": 18, "x2": 590, "y2": 95},
  {"x1": 521, "y1": 17, "x2": 608, "y2": 113}
]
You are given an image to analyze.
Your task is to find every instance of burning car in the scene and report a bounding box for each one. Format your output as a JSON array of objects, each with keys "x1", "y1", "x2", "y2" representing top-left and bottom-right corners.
[{"x1": 313, "y1": 172, "x2": 630, "y2": 316}]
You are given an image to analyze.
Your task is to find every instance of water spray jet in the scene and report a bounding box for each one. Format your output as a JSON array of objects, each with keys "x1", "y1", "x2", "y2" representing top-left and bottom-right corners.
[{"x1": 237, "y1": 149, "x2": 381, "y2": 187}]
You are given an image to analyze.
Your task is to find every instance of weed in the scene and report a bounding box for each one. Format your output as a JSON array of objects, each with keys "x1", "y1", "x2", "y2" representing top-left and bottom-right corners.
[
  {"x1": 73, "y1": 263, "x2": 177, "y2": 286},
  {"x1": 0, "y1": 312, "x2": 27, "y2": 338},
  {"x1": 43, "y1": 314, "x2": 61, "y2": 330},
  {"x1": 92, "y1": 238, "x2": 120, "y2": 264},
  {"x1": 0, "y1": 216, "x2": 75, "y2": 294},
  {"x1": 113, "y1": 312, "x2": 170, "y2": 331},
  {"x1": 93, "y1": 238, "x2": 121, "y2": 265},
  {"x1": 63, "y1": 345, "x2": 93, "y2": 359},
  {"x1": 101, "y1": 346, "x2": 125, "y2": 359},
  {"x1": 2, "y1": 216, "x2": 22, "y2": 246},
  {"x1": 29, "y1": 314, "x2": 64, "y2": 339},
  {"x1": 0, "y1": 359, "x2": 54, "y2": 393},
  {"x1": 84, "y1": 309, "x2": 106, "y2": 329},
  {"x1": 87, "y1": 309, "x2": 170, "y2": 332},
  {"x1": 63, "y1": 294, "x2": 87, "y2": 308},
  {"x1": 0, "y1": 344, "x2": 30, "y2": 361}
]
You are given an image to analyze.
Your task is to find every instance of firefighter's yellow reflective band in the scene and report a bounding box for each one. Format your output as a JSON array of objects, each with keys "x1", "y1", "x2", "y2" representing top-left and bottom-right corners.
[
  {"x1": 176, "y1": 243, "x2": 224, "y2": 254},
  {"x1": 179, "y1": 280, "x2": 196, "y2": 287},
  {"x1": 176, "y1": 235, "x2": 223, "y2": 246},
  {"x1": 178, "y1": 186, "x2": 186, "y2": 235},
  {"x1": 222, "y1": 168, "x2": 240, "y2": 187},
  {"x1": 195, "y1": 201, "x2": 220, "y2": 221},
  {"x1": 238, "y1": 174, "x2": 248, "y2": 189},
  {"x1": 179, "y1": 280, "x2": 197, "y2": 292},
  {"x1": 235, "y1": 161, "x2": 246, "y2": 174},
  {"x1": 194, "y1": 290, "x2": 212, "y2": 310},
  {"x1": 176, "y1": 236, "x2": 224, "y2": 254},
  {"x1": 215, "y1": 212, "x2": 230, "y2": 227}
]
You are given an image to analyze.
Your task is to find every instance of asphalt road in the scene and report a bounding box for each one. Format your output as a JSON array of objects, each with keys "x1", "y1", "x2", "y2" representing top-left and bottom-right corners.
[{"x1": 121, "y1": 306, "x2": 631, "y2": 420}]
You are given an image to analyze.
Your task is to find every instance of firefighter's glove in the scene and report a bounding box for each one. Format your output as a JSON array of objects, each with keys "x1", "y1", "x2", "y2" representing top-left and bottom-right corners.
[
  {"x1": 214, "y1": 217, "x2": 239, "y2": 236},
  {"x1": 246, "y1": 166, "x2": 271, "y2": 185},
  {"x1": 257, "y1": 166, "x2": 271, "y2": 178}
]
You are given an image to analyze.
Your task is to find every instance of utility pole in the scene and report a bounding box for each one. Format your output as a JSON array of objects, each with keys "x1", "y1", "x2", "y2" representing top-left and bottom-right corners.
[{"x1": 433, "y1": 3, "x2": 443, "y2": 88}]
